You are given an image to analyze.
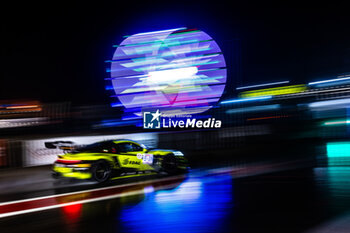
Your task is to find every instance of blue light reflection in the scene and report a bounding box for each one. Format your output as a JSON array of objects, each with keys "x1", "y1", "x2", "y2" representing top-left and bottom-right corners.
[{"x1": 119, "y1": 175, "x2": 233, "y2": 233}]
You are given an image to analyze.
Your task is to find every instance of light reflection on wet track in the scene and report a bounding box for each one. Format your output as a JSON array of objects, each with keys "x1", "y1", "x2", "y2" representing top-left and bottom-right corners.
[
  {"x1": 119, "y1": 175, "x2": 233, "y2": 233},
  {"x1": 1, "y1": 166, "x2": 350, "y2": 232}
]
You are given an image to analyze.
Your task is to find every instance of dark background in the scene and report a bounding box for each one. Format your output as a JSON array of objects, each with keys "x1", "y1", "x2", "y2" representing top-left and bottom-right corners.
[{"x1": 1, "y1": 2, "x2": 349, "y2": 105}]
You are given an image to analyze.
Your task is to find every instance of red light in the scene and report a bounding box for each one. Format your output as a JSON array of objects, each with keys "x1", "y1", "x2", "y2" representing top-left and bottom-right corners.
[
  {"x1": 62, "y1": 203, "x2": 82, "y2": 215},
  {"x1": 56, "y1": 159, "x2": 81, "y2": 164},
  {"x1": 61, "y1": 203, "x2": 82, "y2": 223},
  {"x1": 247, "y1": 115, "x2": 290, "y2": 121}
]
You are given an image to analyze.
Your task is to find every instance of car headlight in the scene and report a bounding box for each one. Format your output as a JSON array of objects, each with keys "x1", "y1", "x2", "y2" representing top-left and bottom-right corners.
[{"x1": 173, "y1": 151, "x2": 184, "y2": 156}]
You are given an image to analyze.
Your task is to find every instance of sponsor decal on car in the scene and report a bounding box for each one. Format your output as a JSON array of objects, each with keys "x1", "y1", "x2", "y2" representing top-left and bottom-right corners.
[
  {"x1": 122, "y1": 158, "x2": 141, "y2": 166},
  {"x1": 137, "y1": 153, "x2": 154, "y2": 164}
]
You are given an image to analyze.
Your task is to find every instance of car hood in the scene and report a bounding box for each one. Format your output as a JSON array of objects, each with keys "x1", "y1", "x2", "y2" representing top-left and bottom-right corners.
[{"x1": 147, "y1": 149, "x2": 183, "y2": 156}]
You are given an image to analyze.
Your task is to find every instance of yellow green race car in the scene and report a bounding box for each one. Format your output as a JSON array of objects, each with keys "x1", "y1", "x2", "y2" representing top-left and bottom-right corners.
[{"x1": 51, "y1": 139, "x2": 189, "y2": 183}]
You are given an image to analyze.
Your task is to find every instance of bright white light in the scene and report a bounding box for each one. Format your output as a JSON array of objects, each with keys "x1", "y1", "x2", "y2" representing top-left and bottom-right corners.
[
  {"x1": 147, "y1": 66, "x2": 198, "y2": 84},
  {"x1": 309, "y1": 98, "x2": 350, "y2": 108},
  {"x1": 220, "y1": 96, "x2": 272, "y2": 105},
  {"x1": 154, "y1": 181, "x2": 202, "y2": 203},
  {"x1": 308, "y1": 76, "x2": 350, "y2": 85},
  {"x1": 134, "y1": 27, "x2": 187, "y2": 37},
  {"x1": 173, "y1": 151, "x2": 184, "y2": 156},
  {"x1": 143, "y1": 186, "x2": 155, "y2": 194},
  {"x1": 0, "y1": 117, "x2": 47, "y2": 128},
  {"x1": 324, "y1": 120, "x2": 350, "y2": 126}
]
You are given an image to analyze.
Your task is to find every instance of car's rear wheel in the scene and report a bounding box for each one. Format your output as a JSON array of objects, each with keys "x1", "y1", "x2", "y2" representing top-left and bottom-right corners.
[{"x1": 91, "y1": 160, "x2": 111, "y2": 183}]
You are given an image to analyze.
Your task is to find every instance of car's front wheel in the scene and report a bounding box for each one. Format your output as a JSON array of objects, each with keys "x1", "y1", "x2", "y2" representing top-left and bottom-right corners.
[{"x1": 91, "y1": 160, "x2": 111, "y2": 183}]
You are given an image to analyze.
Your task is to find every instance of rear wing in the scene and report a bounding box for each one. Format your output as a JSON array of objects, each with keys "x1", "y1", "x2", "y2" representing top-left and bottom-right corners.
[{"x1": 44, "y1": 141, "x2": 77, "y2": 151}]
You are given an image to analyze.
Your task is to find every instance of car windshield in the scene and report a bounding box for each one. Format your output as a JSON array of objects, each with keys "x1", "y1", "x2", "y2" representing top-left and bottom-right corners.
[
  {"x1": 71, "y1": 140, "x2": 149, "y2": 153},
  {"x1": 72, "y1": 142, "x2": 104, "y2": 153}
]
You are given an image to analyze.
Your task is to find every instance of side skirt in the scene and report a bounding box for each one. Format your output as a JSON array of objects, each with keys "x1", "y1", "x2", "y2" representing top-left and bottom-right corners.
[{"x1": 111, "y1": 171, "x2": 157, "y2": 180}]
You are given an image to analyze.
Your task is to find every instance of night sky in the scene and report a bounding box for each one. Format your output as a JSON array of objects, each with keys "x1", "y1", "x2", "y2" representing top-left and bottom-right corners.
[{"x1": 1, "y1": 2, "x2": 349, "y2": 105}]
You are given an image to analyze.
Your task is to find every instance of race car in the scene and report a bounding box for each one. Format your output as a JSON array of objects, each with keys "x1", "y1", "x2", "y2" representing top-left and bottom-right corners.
[{"x1": 51, "y1": 139, "x2": 189, "y2": 182}]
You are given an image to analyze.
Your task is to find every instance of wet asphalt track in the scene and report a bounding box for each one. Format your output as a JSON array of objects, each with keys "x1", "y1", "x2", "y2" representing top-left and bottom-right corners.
[{"x1": 1, "y1": 163, "x2": 350, "y2": 233}]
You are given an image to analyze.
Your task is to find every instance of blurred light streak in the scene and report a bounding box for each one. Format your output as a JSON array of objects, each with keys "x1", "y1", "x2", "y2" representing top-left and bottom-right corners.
[
  {"x1": 0, "y1": 117, "x2": 48, "y2": 128},
  {"x1": 308, "y1": 76, "x2": 350, "y2": 85},
  {"x1": 93, "y1": 119, "x2": 140, "y2": 128},
  {"x1": 133, "y1": 60, "x2": 219, "y2": 72},
  {"x1": 154, "y1": 181, "x2": 203, "y2": 203},
  {"x1": 105, "y1": 73, "x2": 148, "y2": 80},
  {"x1": 327, "y1": 142, "x2": 350, "y2": 158},
  {"x1": 226, "y1": 104, "x2": 280, "y2": 114},
  {"x1": 220, "y1": 96, "x2": 272, "y2": 105},
  {"x1": 147, "y1": 66, "x2": 198, "y2": 84},
  {"x1": 273, "y1": 86, "x2": 350, "y2": 99},
  {"x1": 148, "y1": 106, "x2": 212, "y2": 117},
  {"x1": 309, "y1": 80, "x2": 350, "y2": 88},
  {"x1": 131, "y1": 27, "x2": 187, "y2": 37},
  {"x1": 110, "y1": 102, "x2": 123, "y2": 107},
  {"x1": 239, "y1": 84, "x2": 307, "y2": 98},
  {"x1": 106, "y1": 47, "x2": 213, "y2": 63},
  {"x1": 5, "y1": 105, "x2": 39, "y2": 109},
  {"x1": 0, "y1": 101, "x2": 42, "y2": 114},
  {"x1": 247, "y1": 115, "x2": 289, "y2": 121},
  {"x1": 324, "y1": 119, "x2": 350, "y2": 126},
  {"x1": 309, "y1": 98, "x2": 350, "y2": 108},
  {"x1": 236, "y1": 81, "x2": 290, "y2": 90}
]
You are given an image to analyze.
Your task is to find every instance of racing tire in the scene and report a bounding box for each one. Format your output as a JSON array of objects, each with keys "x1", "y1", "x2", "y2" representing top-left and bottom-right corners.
[{"x1": 91, "y1": 160, "x2": 112, "y2": 183}]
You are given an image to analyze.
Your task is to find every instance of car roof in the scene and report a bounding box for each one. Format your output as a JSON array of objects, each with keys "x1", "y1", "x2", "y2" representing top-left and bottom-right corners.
[
  {"x1": 110, "y1": 139, "x2": 140, "y2": 144},
  {"x1": 87, "y1": 139, "x2": 140, "y2": 146}
]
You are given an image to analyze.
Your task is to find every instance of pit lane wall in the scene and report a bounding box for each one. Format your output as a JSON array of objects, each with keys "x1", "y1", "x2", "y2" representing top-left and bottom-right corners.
[
  {"x1": 3, "y1": 125, "x2": 269, "y2": 168},
  {"x1": 2, "y1": 123, "x2": 319, "y2": 168}
]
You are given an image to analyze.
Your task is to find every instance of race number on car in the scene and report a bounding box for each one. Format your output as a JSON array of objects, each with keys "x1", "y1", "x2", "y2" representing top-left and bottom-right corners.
[{"x1": 137, "y1": 153, "x2": 154, "y2": 164}]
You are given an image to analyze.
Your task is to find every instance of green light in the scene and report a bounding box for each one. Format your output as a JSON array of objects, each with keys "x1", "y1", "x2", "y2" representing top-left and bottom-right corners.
[
  {"x1": 169, "y1": 30, "x2": 200, "y2": 37},
  {"x1": 239, "y1": 84, "x2": 307, "y2": 98},
  {"x1": 327, "y1": 142, "x2": 350, "y2": 158}
]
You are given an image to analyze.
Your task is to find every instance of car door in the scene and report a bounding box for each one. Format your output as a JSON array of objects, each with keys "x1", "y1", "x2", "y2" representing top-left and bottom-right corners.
[
  {"x1": 131, "y1": 143, "x2": 154, "y2": 165},
  {"x1": 115, "y1": 142, "x2": 153, "y2": 171},
  {"x1": 114, "y1": 142, "x2": 142, "y2": 169}
]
